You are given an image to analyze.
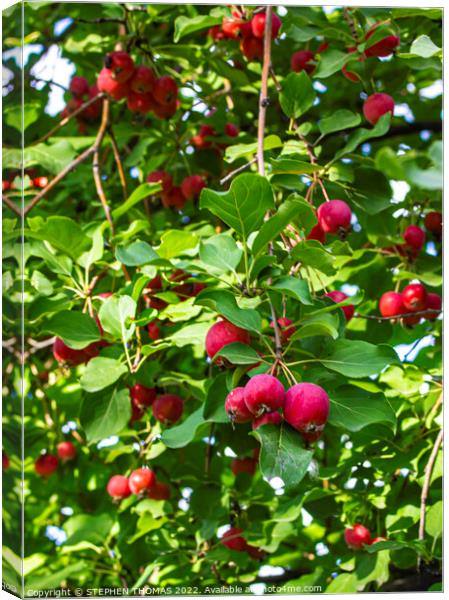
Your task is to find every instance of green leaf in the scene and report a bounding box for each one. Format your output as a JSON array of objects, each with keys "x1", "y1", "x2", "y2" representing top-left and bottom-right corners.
[
  {"x1": 314, "y1": 49, "x2": 352, "y2": 78},
  {"x1": 333, "y1": 113, "x2": 392, "y2": 162},
  {"x1": 112, "y1": 182, "x2": 161, "y2": 220},
  {"x1": 425, "y1": 501, "x2": 442, "y2": 539},
  {"x1": 291, "y1": 240, "x2": 336, "y2": 276},
  {"x1": 168, "y1": 322, "x2": 210, "y2": 348},
  {"x1": 63, "y1": 513, "x2": 113, "y2": 547},
  {"x1": 320, "y1": 340, "x2": 398, "y2": 377},
  {"x1": 200, "y1": 174, "x2": 275, "y2": 240},
  {"x1": 4, "y1": 101, "x2": 40, "y2": 131},
  {"x1": 116, "y1": 240, "x2": 160, "y2": 266},
  {"x1": 79, "y1": 387, "x2": 131, "y2": 442},
  {"x1": 43, "y1": 311, "x2": 100, "y2": 349},
  {"x1": 271, "y1": 157, "x2": 321, "y2": 175},
  {"x1": 214, "y1": 342, "x2": 260, "y2": 365},
  {"x1": 80, "y1": 358, "x2": 128, "y2": 393},
  {"x1": 253, "y1": 423, "x2": 314, "y2": 489},
  {"x1": 203, "y1": 373, "x2": 229, "y2": 423},
  {"x1": 22, "y1": 141, "x2": 77, "y2": 175},
  {"x1": 270, "y1": 276, "x2": 313, "y2": 305},
  {"x1": 158, "y1": 230, "x2": 198, "y2": 259},
  {"x1": 199, "y1": 234, "x2": 242, "y2": 273},
  {"x1": 326, "y1": 574, "x2": 358, "y2": 593},
  {"x1": 293, "y1": 312, "x2": 340, "y2": 340},
  {"x1": 224, "y1": 135, "x2": 282, "y2": 163},
  {"x1": 252, "y1": 198, "x2": 315, "y2": 256},
  {"x1": 279, "y1": 72, "x2": 316, "y2": 119},
  {"x1": 352, "y1": 168, "x2": 393, "y2": 215},
  {"x1": 329, "y1": 386, "x2": 396, "y2": 431},
  {"x1": 77, "y1": 227, "x2": 104, "y2": 270},
  {"x1": 161, "y1": 407, "x2": 205, "y2": 449},
  {"x1": 174, "y1": 14, "x2": 223, "y2": 42},
  {"x1": 25, "y1": 563, "x2": 87, "y2": 593},
  {"x1": 98, "y1": 295, "x2": 136, "y2": 342},
  {"x1": 407, "y1": 35, "x2": 441, "y2": 58},
  {"x1": 195, "y1": 289, "x2": 261, "y2": 333},
  {"x1": 319, "y1": 110, "x2": 361, "y2": 136},
  {"x1": 27, "y1": 216, "x2": 90, "y2": 260}
]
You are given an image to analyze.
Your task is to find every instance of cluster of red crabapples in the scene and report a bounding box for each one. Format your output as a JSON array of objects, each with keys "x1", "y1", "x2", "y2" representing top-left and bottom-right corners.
[
  {"x1": 220, "y1": 527, "x2": 264, "y2": 559},
  {"x1": 385, "y1": 212, "x2": 442, "y2": 260},
  {"x1": 379, "y1": 282, "x2": 442, "y2": 327},
  {"x1": 61, "y1": 75, "x2": 102, "y2": 132},
  {"x1": 2, "y1": 168, "x2": 49, "y2": 192},
  {"x1": 96, "y1": 51, "x2": 179, "y2": 119},
  {"x1": 208, "y1": 8, "x2": 282, "y2": 61},
  {"x1": 34, "y1": 442, "x2": 77, "y2": 478},
  {"x1": 344, "y1": 523, "x2": 386, "y2": 551},
  {"x1": 128, "y1": 384, "x2": 184, "y2": 427},
  {"x1": 106, "y1": 468, "x2": 170, "y2": 502},
  {"x1": 224, "y1": 374, "x2": 330, "y2": 444},
  {"x1": 146, "y1": 169, "x2": 206, "y2": 210}
]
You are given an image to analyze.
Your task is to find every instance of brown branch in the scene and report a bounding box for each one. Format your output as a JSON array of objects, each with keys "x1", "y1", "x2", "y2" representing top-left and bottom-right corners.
[
  {"x1": 34, "y1": 92, "x2": 105, "y2": 145},
  {"x1": 418, "y1": 429, "x2": 443, "y2": 565},
  {"x1": 353, "y1": 309, "x2": 441, "y2": 321},
  {"x1": 2, "y1": 193, "x2": 21, "y2": 216},
  {"x1": 343, "y1": 7, "x2": 359, "y2": 43},
  {"x1": 220, "y1": 158, "x2": 257, "y2": 185},
  {"x1": 92, "y1": 99, "x2": 115, "y2": 234},
  {"x1": 108, "y1": 125, "x2": 128, "y2": 200},
  {"x1": 256, "y1": 6, "x2": 272, "y2": 176}
]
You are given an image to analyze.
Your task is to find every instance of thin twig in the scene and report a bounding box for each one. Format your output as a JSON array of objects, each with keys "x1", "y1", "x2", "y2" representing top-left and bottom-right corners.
[
  {"x1": 92, "y1": 99, "x2": 115, "y2": 234},
  {"x1": 108, "y1": 125, "x2": 128, "y2": 200},
  {"x1": 353, "y1": 309, "x2": 441, "y2": 321},
  {"x1": 256, "y1": 6, "x2": 272, "y2": 176},
  {"x1": 343, "y1": 7, "x2": 359, "y2": 43},
  {"x1": 220, "y1": 158, "x2": 257, "y2": 185},
  {"x1": 2, "y1": 193, "x2": 21, "y2": 216}
]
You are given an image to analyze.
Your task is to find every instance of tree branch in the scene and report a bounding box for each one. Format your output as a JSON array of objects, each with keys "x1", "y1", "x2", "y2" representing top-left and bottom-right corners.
[
  {"x1": 92, "y1": 99, "x2": 115, "y2": 234},
  {"x1": 2, "y1": 193, "x2": 21, "y2": 216},
  {"x1": 108, "y1": 125, "x2": 128, "y2": 200},
  {"x1": 354, "y1": 309, "x2": 441, "y2": 321},
  {"x1": 220, "y1": 158, "x2": 257, "y2": 185},
  {"x1": 256, "y1": 6, "x2": 272, "y2": 176},
  {"x1": 418, "y1": 429, "x2": 443, "y2": 555}
]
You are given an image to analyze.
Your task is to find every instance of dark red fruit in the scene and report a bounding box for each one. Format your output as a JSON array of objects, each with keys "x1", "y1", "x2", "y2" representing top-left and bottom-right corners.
[
  {"x1": 317, "y1": 200, "x2": 352, "y2": 235},
  {"x1": 307, "y1": 223, "x2": 327, "y2": 244},
  {"x1": 284, "y1": 383, "x2": 329, "y2": 441},
  {"x1": 221, "y1": 527, "x2": 247, "y2": 552},
  {"x1": 129, "y1": 467, "x2": 156, "y2": 494},
  {"x1": 225, "y1": 123, "x2": 239, "y2": 137},
  {"x1": 244, "y1": 374, "x2": 285, "y2": 416},
  {"x1": 148, "y1": 321, "x2": 161, "y2": 340},
  {"x1": 379, "y1": 292, "x2": 405, "y2": 318},
  {"x1": 35, "y1": 454, "x2": 58, "y2": 478},
  {"x1": 161, "y1": 186, "x2": 186, "y2": 209},
  {"x1": 363, "y1": 93, "x2": 394, "y2": 125},
  {"x1": 70, "y1": 76, "x2": 90, "y2": 97},
  {"x1": 57, "y1": 441, "x2": 77, "y2": 461},
  {"x1": 148, "y1": 481, "x2": 171, "y2": 500},
  {"x1": 424, "y1": 211, "x2": 442, "y2": 236},
  {"x1": 240, "y1": 36, "x2": 264, "y2": 61},
  {"x1": 344, "y1": 524, "x2": 372, "y2": 550},
  {"x1": 224, "y1": 387, "x2": 253, "y2": 423},
  {"x1": 130, "y1": 384, "x2": 156, "y2": 408},
  {"x1": 325, "y1": 290, "x2": 355, "y2": 321},
  {"x1": 251, "y1": 11, "x2": 281, "y2": 39},
  {"x1": 252, "y1": 411, "x2": 283, "y2": 430},
  {"x1": 147, "y1": 170, "x2": 173, "y2": 193},
  {"x1": 2, "y1": 451, "x2": 10, "y2": 471},
  {"x1": 53, "y1": 337, "x2": 91, "y2": 366},
  {"x1": 153, "y1": 76, "x2": 178, "y2": 105},
  {"x1": 152, "y1": 394, "x2": 183, "y2": 424},
  {"x1": 222, "y1": 17, "x2": 242, "y2": 39},
  {"x1": 231, "y1": 457, "x2": 257, "y2": 476},
  {"x1": 425, "y1": 293, "x2": 442, "y2": 321},
  {"x1": 181, "y1": 175, "x2": 206, "y2": 201},
  {"x1": 127, "y1": 91, "x2": 153, "y2": 114},
  {"x1": 107, "y1": 475, "x2": 131, "y2": 499},
  {"x1": 403, "y1": 225, "x2": 425, "y2": 250},
  {"x1": 205, "y1": 320, "x2": 251, "y2": 363},
  {"x1": 365, "y1": 24, "x2": 400, "y2": 57},
  {"x1": 129, "y1": 65, "x2": 156, "y2": 93},
  {"x1": 291, "y1": 50, "x2": 315, "y2": 74},
  {"x1": 104, "y1": 51, "x2": 135, "y2": 82},
  {"x1": 402, "y1": 283, "x2": 428, "y2": 312},
  {"x1": 97, "y1": 68, "x2": 130, "y2": 100},
  {"x1": 270, "y1": 317, "x2": 296, "y2": 342}
]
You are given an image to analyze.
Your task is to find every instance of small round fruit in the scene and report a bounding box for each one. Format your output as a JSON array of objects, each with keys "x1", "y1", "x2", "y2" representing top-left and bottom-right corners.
[
  {"x1": 403, "y1": 225, "x2": 425, "y2": 250},
  {"x1": 104, "y1": 51, "x2": 135, "y2": 83},
  {"x1": 225, "y1": 123, "x2": 239, "y2": 137},
  {"x1": 284, "y1": 383, "x2": 329, "y2": 440},
  {"x1": 344, "y1": 524, "x2": 372, "y2": 550},
  {"x1": 424, "y1": 211, "x2": 442, "y2": 236},
  {"x1": 307, "y1": 223, "x2": 326, "y2": 243},
  {"x1": 402, "y1": 283, "x2": 428, "y2": 312},
  {"x1": 244, "y1": 374, "x2": 285, "y2": 416},
  {"x1": 240, "y1": 36, "x2": 264, "y2": 61},
  {"x1": 365, "y1": 24, "x2": 400, "y2": 57},
  {"x1": 152, "y1": 394, "x2": 183, "y2": 425},
  {"x1": 70, "y1": 76, "x2": 90, "y2": 97},
  {"x1": 291, "y1": 50, "x2": 315, "y2": 74},
  {"x1": 379, "y1": 291, "x2": 405, "y2": 318},
  {"x1": 181, "y1": 175, "x2": 206, "y2": 201},
  {"x1": 221, "y1": 527, "x2": 247, "y2": 552},
  {"x1": 363, "y1": 93, "x2": 394, "y2": 125},
  {"x1": 129, "y1": 467, "x2": 156, "y2": 494},
  {"x1": 130, "y1": 384, "x2": 157, "y2": 408},
  {"x1": 148, "y1": 481, "x2": 171, "y2": 500},
  {"x1": 424, "y1": 293, "x2": 442, "y2": 321},
  {"x1": 205, "y1": 320, "x2": 251, "y2": 361},
  {"x1": 231, "y1": 457, "x2": 257, "y2": 476},
  {"x1": 127, "y1": 91, "x2": 153, "y2": 114},
  {"x1": 107, "y1": 475, "x2": 131, "y2": 499},
  {"x1": 148, "y1": 321, "x2": 161, "y2": 340},
  {"x1": 129, "y1": 65, "x2": 156, "y2": 93},
  {"x1": 161, "y1": 186, "x2": 186, "y2": 209},
  {"x1": 97, "y1": 68, "x2": 129, "y2": 100},
  {"x1": 270, "y1": 317, "x2": 296, "y2": 342},
  {"x1": 146, "y1": 170, "x2": 173, "y2": 193},
  {"x1": 317, "y1": 200, "x2": 352, "y2": 235},
  {"x1": 53, "y1": 337, "x2": 91, "y2": 366},
  {"x1": 153, "y1": 76, "x2": 178, "y2": 105},
  {"x1": 35, "y1": 454, "x2": 58, "y2": 478},
  {"x1": 57, "y1": 441, "x2": 77, "y2": 461},
  {"x1": 325, "y1": 290, "x2": 354, "y2": 321},
  {"x1": 252, "y1": 411, "x2": 283, "y2": 430},
  {"x1": 225, "y1": 387, "x2": 253, "y2": 423},
  {"x1": 2, "y1": 451, "x2": 10, "y2": 471},
  {"x1": 251, "y1": 11, "x2": 281, "y2": 39}
]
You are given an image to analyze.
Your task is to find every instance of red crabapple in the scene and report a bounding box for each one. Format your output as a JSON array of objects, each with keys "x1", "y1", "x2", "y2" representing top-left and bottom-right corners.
[
  {"x1": 127, "y1": 91, "x2": 153, "y2": 114},
  {"x1": 364, "y1": 24, "x2": 400, "y2": 57},
  {"x1": 344, "y1": 524, "x2": 372, "y2": 550},
  {"x1": 57, "y1": 441, "x2": 77, "y2": 461},
  {"x1": 244, "y1": 374, "x2": 285, "y2": 416},
  {"x1": 33, "y1": 176, "x2": 49, "y2": 188},
  {"x1": 161, "y1": 186, "x2": 186, "y2": 209},
  {"x1": 231, "y1": 457, "x2": 257, "y2": 476},
  {"x1": 129, "y1": 65, "x2": 156, "y2": 93},
  {"x1": 270, "y1": 317, "x2": 296, "y2": 342},
  {"x1": 221, "y1": 528, "x2": 248, "y2": 552},
  {"x1": 69, "y1": 76, "x2": 90, "y2": 97},
  {"x1": 317, "y1": 200, "x2": 352, "y2": 235},
  {"x1": 107, "y1": 475, "x2": 131, "y2": 499},
  {"x1": 153, "y1": 76, "x2": 178, "y2": 105},
  {"x1": 129, "y1": 468, "x2": 156, "y2": 494},
  {"x1": 251, "y1": 11, "x2": 282, "y2": 39},
  {"x1": 152, "y1": 394, "x2": 183, "y2": 424},
  {"x1": 424, "y1": 211, "x2": 442, "y2": 236},
  {"x1": 224, "y1": 387, "x2": 253, "y2": 423},
  {"x1": 252, "y1": 411, "x2": 283, "y2": 430},
  {"x1": 222, "y1": 17, "x2": 243, "y2": 39},
  {"x1": 181, "y1": 175, "x2": 206, "y2": 200},
  {"x1": 2, "y1": 451, "x2": 9, "y2": 471},
  {"x1": 148, "y1": 321, "x2": 161, "y2": 340},
  {"x1": 240, "y1": 37, "x2": 264, "y2": 61},
  {"x1": 379, "y1": 291, "x2": 405, "y2": 318},
  {"x1": 147, "y1": 170, "x2": 173, "y2": 193},
  {"x1": 307, "y1": 223, "x2": 326, "y2": 244},
  {"x1": 130, "y1": 384, "x2": 157, "y2": 408},
  {"x1": 291, "y1": 50, "x2": 315, "y2": 74},
  {"x1": 363, "y1": 93, "x2": 394, "y2": 125},
  {"x1": 325, "y1": 290, "x2": 355, "y2": 321},
  {"x1": 53, "y1": 337, "x2": 92, "y2": 366},
  {"x1": 225, "y1": 123, "x2": 239, "y2": 137},
  {"x1": 402, "y1": 283, "x2": 428, "y2": 311},
  {"x1": 104, "y1": 51, "x2": 135, "y2": 82},
  {"x1": 284, "y1": 383, "x2": 329, "y2": 441},
  {"x1": 97, "y1": 68, "x2": 130, "y2": 100},
  {"x1": 148, "y1": 481, "x2": 171, "y2": 500},
  {"x1": 425, "y1": 293, "x2": 442, "y2": 320},
  {"x1": 205, "y1": 320, "x2": 251, "y2": 362},
  {"x1": 403, "y1": 225, "x2": 425, "y2": 250},
  {"x1": 35, "y1": 454, "x2": 59, "y2": 478}
]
